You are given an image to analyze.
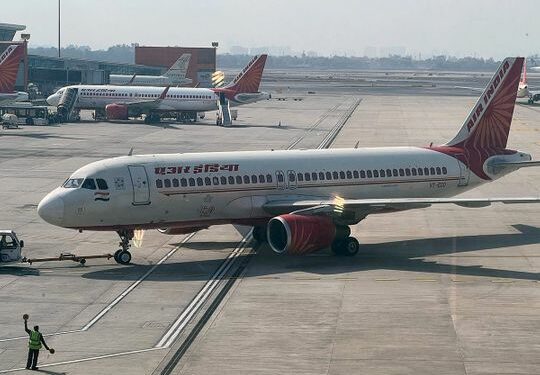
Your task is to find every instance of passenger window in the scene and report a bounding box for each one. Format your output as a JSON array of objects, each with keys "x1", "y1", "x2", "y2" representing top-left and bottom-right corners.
[
  {"x1": 96, "y1": 178, "x2": 108, "y2": 190},
  {"x1": 164, "y1": 179, "x2": 171, "y2": 188},
  {"x1": 333, "y1": 171, "x2": 339, "y2": 179},
  {"x1": 221, "y1": 176, "x2": 227, "y2": 185},
  {"x1": 312, "y1": 172, "x2": 318, "y2": 181},
  {"x1": 380, "y1": 169, "x2": 385, "y2": 177},
  {"x1": 297, "y1": 173, "x2": 303, "y2": 182},
  {"x1": 156, "y1": 179, "x2": 163, "y2": 188},
  {"x1": 430, "y1": 167, "x2": 436, "y2": 175},
  {"x1": 251, "y1": 175, "x2": 258, "y2": 183},
  {"x1": 173, "y1": 178, "x2": 179, "y2": 187},
  {"x1": 367, "y1": 170, "x2": 372, "y2": 178},
  {"x1": 289, "y1": 173, "x2": 296, "y2": 182},
  {"x1": 442, "y1": 166, "x2": 447, "y2": 175},
  {"x1": 399, "y1": 168, "x2": 405, "y2": 177},
  {"x1": 360, "y1": 170, "x2": 366, "y2": 178},
  {"x1": 318, "y1": 172, "x2": 325, "y2": 180},
  {"x1": 373, "y1": 170, "x2": 379, "y2": 178},
  {"x1": 205, "y1": 177, "x2": 211, "y2": 186},
  {"x1": 418, "y1": 168, "x2": 423, "y2": 176},
  {"x1": 436, "y1": 167, "x2": 441, "y2": 175},
  {"x1": 393, "y1": 169, "x2": 398, "y2": 177},
  {"x1": 229, "y1": 176, "x2": 235, "y2": 184},
  {"x1": 411, "y1": 168, "x2": 417, "y2": 176},
  {"x1": 213, "y1": 177, "x2": 220, "y2": 185},
  {"x1": 82, "y1": 178, "x2": 96, "y2": 190},
  {"x1": 197, "y1": 177, "x2": 203, "y2": 186},
  {"x1": 244, "y1": 175, "x2": 251, "y2": 183},
  {"x1": 424, "y1": 167, "x2": 430, "y2": 175},
  {"x1": 181, "y1": 178, "x2": 187, "y2": 187},
  {"x1": 305, "y1": 173, "x2": 311, "y2": 181},
  {"x1": 258, "y1": 174, "x2": 265, "y2": 183},
  {"x1": 326, "y1": 171, "x2": 332, "y2": 180},
  {"x1": 189, "y1": 178, "x2": 195, "y2": 187},
  {"x1": 339, "y1": 171, "x2": 345, "y2": 179},
  {"x1": 346, "y1": 171, "x2": 352, "y2": 179},
  {"x1": 266, "y1": 174, "x2": 273, "y2": 183},
  {"x1": 236, "y1": 176, "x2": 243, "y2": 184},
  {"x1": 405, "y1": 168, "x2": 411, "y2": 176},
  {"x1": 353, "y1": 170, "x2": 359, "y2": 179}
]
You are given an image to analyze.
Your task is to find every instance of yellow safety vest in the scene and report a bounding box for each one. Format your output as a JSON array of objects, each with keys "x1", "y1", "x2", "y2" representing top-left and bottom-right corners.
[{"x1": 28, "y1": 331, "x2": 42, "y2": 350}]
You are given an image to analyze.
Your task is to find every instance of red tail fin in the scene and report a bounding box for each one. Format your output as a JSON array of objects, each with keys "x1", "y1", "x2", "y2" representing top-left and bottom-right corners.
[
  {"x1": 224, "y1": 54, "x2": 267, "y2": 93},
  {"x1": 446, "y1": 57, "x2": 523, "y2": 150},
  {"x1": 0, "y1": 44, "x2": 24, "y2": 93}
]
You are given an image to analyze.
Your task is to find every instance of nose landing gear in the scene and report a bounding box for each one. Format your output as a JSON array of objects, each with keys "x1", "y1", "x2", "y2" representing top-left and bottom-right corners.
[{"x1": 114, "y1": 230, "x2": 133, "y2": 264}]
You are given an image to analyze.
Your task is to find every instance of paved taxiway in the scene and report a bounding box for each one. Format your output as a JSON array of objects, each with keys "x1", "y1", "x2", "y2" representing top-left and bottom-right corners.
[{"x1": 1, "y1": 75, "x2": 539, "y2": 374}]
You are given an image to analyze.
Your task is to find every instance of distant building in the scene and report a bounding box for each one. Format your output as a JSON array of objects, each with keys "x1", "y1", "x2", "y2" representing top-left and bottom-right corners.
[{"x1": 135, "y1": 46, "x2": 216, "y2": 87}]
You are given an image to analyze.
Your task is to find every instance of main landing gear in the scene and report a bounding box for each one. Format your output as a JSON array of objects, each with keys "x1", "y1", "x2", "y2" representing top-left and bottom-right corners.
[
  {"x1": 114, "y1": 230, "x2": 133, "y2": 265},
  {"x1": 331, "y1": 225, "x2": 360, "y2": 256}
]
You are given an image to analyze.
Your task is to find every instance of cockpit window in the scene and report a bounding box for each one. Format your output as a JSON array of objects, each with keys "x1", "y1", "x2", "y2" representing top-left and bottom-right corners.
[
  {"x1": 63, "y1": 178, "x2": 83, "y2": 188},
  {"x1": 82, "y1": 178, "x2": 96, "y2": 190},
  {"x1": 96, "y1": 178, "x2": 108, "y2": 190}
]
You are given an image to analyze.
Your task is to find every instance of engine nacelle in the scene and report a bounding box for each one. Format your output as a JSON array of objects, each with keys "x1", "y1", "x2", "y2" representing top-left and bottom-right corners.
[
  {"x1": 157, "y1": 226, "x2": 207, "y2": 235},
  {"x1": 105, "y1": 103, "x2": 128, "y2": 120},
  {"x1": 267, "y1": 214, "x2": 336, "y2": 255}
]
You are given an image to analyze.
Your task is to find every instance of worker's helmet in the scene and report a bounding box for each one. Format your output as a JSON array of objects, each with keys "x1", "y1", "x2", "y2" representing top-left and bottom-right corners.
[{"x1": 34, "y1": 325, "x2": 39, "y2": 331}]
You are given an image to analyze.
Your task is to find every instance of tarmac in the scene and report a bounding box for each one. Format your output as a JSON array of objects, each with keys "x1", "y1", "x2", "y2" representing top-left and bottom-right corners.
[{"x1": 0, "y1": 73, "x2": 539, "y2": 374}]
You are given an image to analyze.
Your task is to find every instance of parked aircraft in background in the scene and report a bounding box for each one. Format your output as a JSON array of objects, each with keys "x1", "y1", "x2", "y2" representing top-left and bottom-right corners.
[
  {"x1": 46, "y1": 55, "x2": 269, "y2": 124},
  {"x1": 0, "y1": 44, "x2": 29, "y2": 104},
  {"x1": 109, "y1": 54, "x2": 192, "y2": 86},
  {"x1": 38, "y1": 57, "x2": 540, "y2": 265}
]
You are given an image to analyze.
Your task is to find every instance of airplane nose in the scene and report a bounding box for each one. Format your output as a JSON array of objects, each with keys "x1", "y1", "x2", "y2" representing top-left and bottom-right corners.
[
  {"x1": 37, "y1": 194, "x2": 65, "y2": 226},
  {"x1": 46, "y1": 94, "x2": 58, "y2": 106}
]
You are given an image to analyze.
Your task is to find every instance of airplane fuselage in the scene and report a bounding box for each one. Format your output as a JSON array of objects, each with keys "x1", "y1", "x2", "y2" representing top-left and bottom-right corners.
[
  {"x1": 37, "y1": 147, "x2": 527, "y2": 231},
  {"x1": 109, "y1": 75, "x2": 191, "y2": 86}
]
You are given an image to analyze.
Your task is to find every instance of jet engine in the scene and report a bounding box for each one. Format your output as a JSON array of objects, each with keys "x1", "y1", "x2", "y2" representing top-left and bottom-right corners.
[
  {"x1": 105, "y1": 103, "x2": 129, "y2": 120},
  {"x1": 158, "y1": 226, "x2": 208, "y2": 235},
  {"x1": 267, "y1": 214, "x2": 337, "y2": 255}
]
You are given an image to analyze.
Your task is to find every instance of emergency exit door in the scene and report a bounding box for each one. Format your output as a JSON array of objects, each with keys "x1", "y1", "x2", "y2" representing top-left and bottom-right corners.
[{"x1": 128, "y1": 165, "x2": 150, "y2": 205}]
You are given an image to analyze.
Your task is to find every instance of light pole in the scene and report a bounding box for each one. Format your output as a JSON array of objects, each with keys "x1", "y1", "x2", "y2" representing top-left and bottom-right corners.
[{"x1": 58, "y1": 0, "x2": 61, "y2": 58}]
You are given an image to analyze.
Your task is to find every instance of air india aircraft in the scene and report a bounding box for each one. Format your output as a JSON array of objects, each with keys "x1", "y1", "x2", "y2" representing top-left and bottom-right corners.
[
  {"x1": 38, "y1": 57, "x2": 540, "y2": 264},
  {"x1": 0, "y1": 44, "x2": 28, "y2": 103}
]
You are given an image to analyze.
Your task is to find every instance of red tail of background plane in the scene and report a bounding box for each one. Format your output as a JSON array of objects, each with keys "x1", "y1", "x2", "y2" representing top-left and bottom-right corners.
[
  {"x1": 224, "y1": 54, "x2": 267, "y2": 94},
  {"x1": 0, "y1": 44, "x2": 24, "y2": 93}
]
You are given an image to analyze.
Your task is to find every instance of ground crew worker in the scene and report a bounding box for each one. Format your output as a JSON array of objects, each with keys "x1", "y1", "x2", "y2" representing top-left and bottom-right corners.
[{"x1": 23, "y1": 315, "x2": 54, "y2": 370}]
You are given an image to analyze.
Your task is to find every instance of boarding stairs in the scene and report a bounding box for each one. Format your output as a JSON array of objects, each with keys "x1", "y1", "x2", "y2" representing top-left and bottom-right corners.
[
  {"x1": 57, "y1": 87, "x2": 79, "y2": 122},
  {"x1": 217, "y1": 92, "x2": 232, "y2": 126}
]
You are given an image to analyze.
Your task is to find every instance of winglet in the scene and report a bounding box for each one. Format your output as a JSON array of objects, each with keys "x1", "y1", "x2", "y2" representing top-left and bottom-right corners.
[{"x1": 159, "y1": 86, "x2": 170, "y2": 100}]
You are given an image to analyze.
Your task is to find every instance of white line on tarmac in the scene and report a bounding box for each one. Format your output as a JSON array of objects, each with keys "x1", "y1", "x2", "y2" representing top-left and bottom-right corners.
[
  {"x1": 0, "y1": 347, "x2": 164, "y2": 373},
  {"x1": 155, "y1": 234, "x2": 251, "y2": 348},
  {"x1": 0, "y1": 232, "x2": 197, "y2": 343}
]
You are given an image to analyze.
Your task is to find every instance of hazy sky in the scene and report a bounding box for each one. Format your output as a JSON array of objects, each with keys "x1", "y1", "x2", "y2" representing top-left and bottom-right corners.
[{"x1": 5, "y1": 0, "x2": 539, "y2": 58}]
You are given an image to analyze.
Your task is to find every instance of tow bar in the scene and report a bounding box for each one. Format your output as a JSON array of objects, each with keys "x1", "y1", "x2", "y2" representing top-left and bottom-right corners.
[{"x1": 22, "y1": 252, "x2": 113, "y2": 265}]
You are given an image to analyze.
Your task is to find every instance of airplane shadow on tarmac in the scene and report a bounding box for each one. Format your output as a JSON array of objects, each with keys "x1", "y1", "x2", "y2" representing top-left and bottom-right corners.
[{"x1": 82, "y1": 224, "x2": 540, "y2": 283}]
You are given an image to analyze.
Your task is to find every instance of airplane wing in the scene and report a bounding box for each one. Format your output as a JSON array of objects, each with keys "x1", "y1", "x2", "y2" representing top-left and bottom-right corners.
[
  {"x1": 113, "y1": 86, "x2": 170, "y2": 111},
  {"x1": 263, "y1": 197, "x2": 540, "y2": 223}
]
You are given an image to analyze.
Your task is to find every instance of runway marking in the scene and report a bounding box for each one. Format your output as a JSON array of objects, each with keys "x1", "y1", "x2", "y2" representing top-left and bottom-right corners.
[
  {"x1": 415, "y1": 278, "x2": 438, "y2": 282},
  {"x1": 294, "y1": 276, "x2": 321, "y2": 280},
  {"x1": 257, "y1": 276, "x2": 280, "y2": 279},
  {"x1": 0, "y1": 232, "x2": 197, "y2": 343},
  {"x1": 0, "y1": 347, "x2": 164, "y2": 373},
  {"x1": 491, "y1": 279, "x2": 514, "y2": 283},
  {"x1": 334, "y1": 277, "x2": 357, "y2": 280},
  {"x1": 155, "y1": 235, "x2": 251, "y2": 349},
  {"x1": 375, "y1": 278, "x2": 400, "y2": 281},
  {"x1": 451, "y1": 278, "x2": 470, "y2": 282}
]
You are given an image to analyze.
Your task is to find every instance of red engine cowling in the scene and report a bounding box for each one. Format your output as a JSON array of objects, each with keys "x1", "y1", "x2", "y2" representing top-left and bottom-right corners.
[
  {"x1": 158, "y1": 226, "x2": 208, "y2": 235},
  {"x1": 105, "y1": 103, "x2": 128, "y2": 120},
  {"x1": 267, "y1": 214, "x2": 336, "y2": 255}
]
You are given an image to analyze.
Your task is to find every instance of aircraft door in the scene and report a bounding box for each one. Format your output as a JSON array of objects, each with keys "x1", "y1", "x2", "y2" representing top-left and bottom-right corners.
[
  {"x1": 287, "y1": 170, "x2": 297, "y2": 190},
  {"x1": 128, "y1": 165, "x2": 151, "y2": 205},
  {"x1": 455, "y1": 154, "x2": 470, "y2": 186},
  {"x1": 276, "y1": 170, "x2": 286, "y2": 190}
]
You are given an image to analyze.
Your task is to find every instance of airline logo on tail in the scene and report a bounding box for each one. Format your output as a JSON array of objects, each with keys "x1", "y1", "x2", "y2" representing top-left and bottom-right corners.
[
  {"x1": 0, "y1": 44, "x2": 24, "y2": 93},
  {"x1": 225, "y1": 54, "x2": 267, "y2": 93},
  {"x1": 446, "y1": 57, "x2": 523, "y2": 150}
]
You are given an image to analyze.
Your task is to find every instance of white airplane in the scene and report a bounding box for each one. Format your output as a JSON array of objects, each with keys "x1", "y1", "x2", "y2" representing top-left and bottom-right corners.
[
  {"x1": 0, "y1": 44, "x2": 29, "y2": 103},
  {"x1": 516, "y1": 59, "x2": 540, "y2": 103},
  {"x1": 46, "y1": 54, "x2": 269, "y2": 123},
  {"x1": 109, "y1": 53, "x2": 192, "y2": 86},
  {"x1": 38, "y1": 57, "x2": 540, "y2": 265}
]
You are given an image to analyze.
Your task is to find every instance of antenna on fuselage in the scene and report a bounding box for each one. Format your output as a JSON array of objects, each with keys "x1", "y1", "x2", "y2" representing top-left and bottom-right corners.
[
  {"x1": 128, "y1": 147, "x2": 134, "y2": 156},
  {"x1": 354, "y1": 141, "x2": 360, "y2": 149}
]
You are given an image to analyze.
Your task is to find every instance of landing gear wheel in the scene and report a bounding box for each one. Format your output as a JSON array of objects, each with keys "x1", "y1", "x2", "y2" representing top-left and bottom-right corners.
[
  {"x1": 116, "y1": 251, "x2": 132, "y2": 265},
  {"x1": 332, "y1": 237, "x2": 359, "y2": 256},
  {"x1": 113, "y1": 249, "x2": 123, "y2": 262},
  {"x1": 252, "y1": 226, "x2": 268, "y2": 243}
]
